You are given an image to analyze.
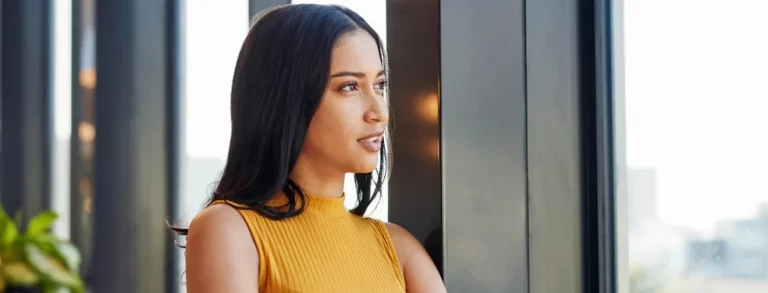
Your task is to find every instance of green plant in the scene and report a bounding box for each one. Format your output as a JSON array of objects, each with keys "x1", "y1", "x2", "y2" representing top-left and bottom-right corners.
[{"x1": 0, "y1": 203, "x2": 83, "y2": 293}]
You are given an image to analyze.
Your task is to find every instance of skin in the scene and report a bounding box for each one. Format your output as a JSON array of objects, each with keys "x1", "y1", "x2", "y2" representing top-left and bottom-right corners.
[{"x1": 186, "y1": 30, "x2": 446, "y2": 293}]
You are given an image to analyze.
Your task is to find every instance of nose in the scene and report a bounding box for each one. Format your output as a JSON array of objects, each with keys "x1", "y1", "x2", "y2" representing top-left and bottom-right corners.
[{"x1": 363, "y1": 92, "x2": 389, "y2": 124}]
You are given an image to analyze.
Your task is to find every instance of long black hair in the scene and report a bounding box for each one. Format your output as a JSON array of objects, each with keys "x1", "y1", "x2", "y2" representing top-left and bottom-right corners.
[{"x1": 174, "y1": 4, "x2": 389, "y2": 235}]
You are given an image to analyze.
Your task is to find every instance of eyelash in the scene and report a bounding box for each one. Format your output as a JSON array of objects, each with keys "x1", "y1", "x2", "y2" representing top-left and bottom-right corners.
[{"x1": 340, "y1": 81, "x2": 388, "y2": 92}]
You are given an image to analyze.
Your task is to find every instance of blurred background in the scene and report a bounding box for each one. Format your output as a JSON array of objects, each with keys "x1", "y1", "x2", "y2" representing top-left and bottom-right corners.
[{"x1": 1, "y1": 0, "x2": 766, "y2": 292}]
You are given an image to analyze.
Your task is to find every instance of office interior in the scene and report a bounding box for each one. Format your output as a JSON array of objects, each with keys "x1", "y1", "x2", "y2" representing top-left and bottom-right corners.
[{"x1": 2, "y1": 0, "x2": 767, "y2": 292}]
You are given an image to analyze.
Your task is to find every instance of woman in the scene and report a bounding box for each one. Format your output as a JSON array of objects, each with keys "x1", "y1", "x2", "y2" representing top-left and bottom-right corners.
[{"x1": 179, "y1": 4, "x2": 446, "y2": 293}]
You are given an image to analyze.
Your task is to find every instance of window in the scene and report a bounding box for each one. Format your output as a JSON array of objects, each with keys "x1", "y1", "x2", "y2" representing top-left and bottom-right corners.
[
  {"x1": 180, "y1": 0, "x2": 248, "y2": 224},
  {"x1": 618, "y1": 1, "x2": 768, "y2": 292}
]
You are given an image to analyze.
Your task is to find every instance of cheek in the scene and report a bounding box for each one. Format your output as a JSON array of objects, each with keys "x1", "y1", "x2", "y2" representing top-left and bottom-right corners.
[{"x1": 305, "y1": 98, "x2": 359, "y2": 153}]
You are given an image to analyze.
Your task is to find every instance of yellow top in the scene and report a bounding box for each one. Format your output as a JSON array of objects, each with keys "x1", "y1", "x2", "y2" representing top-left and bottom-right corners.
[{"x1": 212, "y1": 193, "x2": 405, "y2": 293}]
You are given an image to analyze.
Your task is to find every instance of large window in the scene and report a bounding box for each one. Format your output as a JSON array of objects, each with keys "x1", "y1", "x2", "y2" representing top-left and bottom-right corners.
[
  {"x1": 619, "y1": 1, "x2": 768, "y2": 292},
  {"x1": 180, "y1": 0, "x2": 248, "y2": 225}
]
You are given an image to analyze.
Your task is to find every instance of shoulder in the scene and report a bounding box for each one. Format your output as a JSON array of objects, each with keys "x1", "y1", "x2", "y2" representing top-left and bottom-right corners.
[
  {"x1": 353, "y1": 218, "x2": 418, "y2": 265},
  {"x1": 188, "y1": 203, "x2": 252, "y2": 244},
  {"x1": 185, "y1": 204, "x2": 259, "y2": 292},
  {"x1": 383, "y1": 222, "x2": 421, "y2": 266},
  {"x1": 186, "y1": 202, "x2": 258, "y2": 258},
  {"x1": 383, "y1": 222, "x2": 447, "y2": 293}
]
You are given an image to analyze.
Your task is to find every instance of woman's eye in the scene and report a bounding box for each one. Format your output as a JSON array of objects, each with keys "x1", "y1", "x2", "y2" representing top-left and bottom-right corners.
[
  {"x1": 340, "y1": 83, "x2": 358, "y2": 92},
  {"x1": 376, "y1": 81, "x2": 388, "y2": 90}
]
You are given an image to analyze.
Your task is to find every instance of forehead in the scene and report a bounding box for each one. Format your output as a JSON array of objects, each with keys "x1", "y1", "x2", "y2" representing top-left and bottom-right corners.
[{"x1": 331, "y1": 31, "x2": 382, "y2": 72}]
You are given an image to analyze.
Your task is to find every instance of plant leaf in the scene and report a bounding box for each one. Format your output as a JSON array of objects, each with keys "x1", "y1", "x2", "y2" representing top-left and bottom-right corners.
[
  {"x1": 42, "y1": 284, "x2": 72, "y2": 293},
  {"x1": 0, "y1": 201, "x2": 8, "y2": 221},
  {"x1": 54, "y1": 241, "x2": 81, "y2": 273},
  {"x1": 26, "y1": 211, "x2": 58, "y2": 237},
  {"x1": 2, "y1": 261, "x2": 40, "y2": 286},
  {"x1": 31, "y1": 233, "x2": 80, "y2": 273},
  {"x1": 32, "y1": 232, "x2": 59, "y2": 255},
  {"x1": 24, "y1": 243, "x2": 82, "y2": 289},
  {"x1": 14, "y1": 210, "x2": 23, "y2": 228},
  {"x1": 0, "y1": 267, "x2": 4, "y2": 293},
  {"x1": 0, "y1": 204, "x2": 8, "y2": 251},
  {"x1": 2, "y1": 220, "x2": 18, "y2": 248}
]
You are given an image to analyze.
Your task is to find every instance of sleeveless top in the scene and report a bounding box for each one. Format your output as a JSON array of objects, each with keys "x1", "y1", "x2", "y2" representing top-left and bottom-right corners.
[{"x1": 211, "y1": 193, "x2": 406, "y2": 293}]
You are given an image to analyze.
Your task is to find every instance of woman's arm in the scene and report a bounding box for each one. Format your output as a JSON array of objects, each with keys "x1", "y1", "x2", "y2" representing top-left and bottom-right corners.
[
  {"x1": 385, "y1": 223, "x2": 447, "y2": 293},
  {"x1": 186, "y1": 204, "x2": 259, "y2": 293}
]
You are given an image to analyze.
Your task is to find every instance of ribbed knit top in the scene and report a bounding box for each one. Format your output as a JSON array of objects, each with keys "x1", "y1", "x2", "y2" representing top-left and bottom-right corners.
[{"x1": 212, "y1": 193, "x2": 406, "y2": 293}]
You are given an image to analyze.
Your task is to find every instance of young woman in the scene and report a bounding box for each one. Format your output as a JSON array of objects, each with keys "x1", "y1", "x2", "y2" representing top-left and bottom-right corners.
[{"x1": 178, "y1": 4, "x2": 446, "y2": 293}]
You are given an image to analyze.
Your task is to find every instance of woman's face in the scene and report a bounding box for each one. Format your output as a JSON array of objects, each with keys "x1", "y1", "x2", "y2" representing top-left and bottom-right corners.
[{"x1": 300, "y1": 30, "x2": 388, "y2": 175}]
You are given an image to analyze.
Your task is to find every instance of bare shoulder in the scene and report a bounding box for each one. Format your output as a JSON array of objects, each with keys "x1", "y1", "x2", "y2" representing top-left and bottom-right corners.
[
  {"x1": 188, "y1": 203, "x2": 253, "y2": 242},
  {"x1": 190, "y1": 203, "x2": 246, "y2": 228},
  {"x1": 383, "y1": 222, "x2": 421, "y2": 261},
  {"x1": 186, "y1": 204, "x2": 259, "y2": 293},
  {"x1": 384, "y1": 222, "x2": 447, "y2": 293}
]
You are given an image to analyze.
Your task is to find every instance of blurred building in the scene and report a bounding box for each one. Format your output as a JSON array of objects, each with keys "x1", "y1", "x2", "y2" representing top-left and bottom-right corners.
[{"x1": 685, "y1": 204, "x2": 768, "y2": 280}]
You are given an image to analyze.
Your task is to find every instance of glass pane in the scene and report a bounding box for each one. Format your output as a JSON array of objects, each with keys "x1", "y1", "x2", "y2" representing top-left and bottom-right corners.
[
  {"x1": 181, "y1": 0, "x2": 248, "y2": 224},
  {"x1": 619, "y1": 0, "x2": 768, "y2": 292},
  {"x1": 291, "y1": 0, "x2": 389, "y2": 221},
  {"x1": 72, "y1": 0, "x2": 96, "y2": 285}
]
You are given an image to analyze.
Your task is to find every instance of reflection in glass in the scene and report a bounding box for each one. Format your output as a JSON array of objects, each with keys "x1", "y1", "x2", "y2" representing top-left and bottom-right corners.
[
  {"x1": 620, "y1": 1, "x2": 768, "y2": 292},
  {"x1": 71, "y1": 0, "x2": 96, "y2": 286}
]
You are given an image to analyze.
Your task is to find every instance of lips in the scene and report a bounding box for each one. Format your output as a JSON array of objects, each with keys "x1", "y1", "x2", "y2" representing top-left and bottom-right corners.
[{"x1": 358, "y1": 132, "x2": 384, "y2": 152}]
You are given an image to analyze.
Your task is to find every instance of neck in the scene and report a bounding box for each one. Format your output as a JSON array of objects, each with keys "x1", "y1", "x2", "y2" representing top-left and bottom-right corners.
[{"x1": 290, "y1": 157, "x2": 345, "y2": 198}]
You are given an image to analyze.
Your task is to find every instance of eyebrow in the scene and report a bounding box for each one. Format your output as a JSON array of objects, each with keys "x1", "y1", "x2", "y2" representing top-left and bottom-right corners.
[{"x1": 330, "y1": 69, "x2": 386, "y2": 78}]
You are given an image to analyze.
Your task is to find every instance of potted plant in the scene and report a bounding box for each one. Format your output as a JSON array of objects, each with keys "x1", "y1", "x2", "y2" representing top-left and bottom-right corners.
[{"x1": 0, "y1": 204, "x2": 83, "y2": 293}]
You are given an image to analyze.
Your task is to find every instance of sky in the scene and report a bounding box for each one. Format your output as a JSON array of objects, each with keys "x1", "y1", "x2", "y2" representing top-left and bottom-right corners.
[
  {"x1": 623, "y1": 0, "x2": 768, "y2": 232},
  {"x1": 50, "y1": 0, "x2": 767, "y2": 235}
]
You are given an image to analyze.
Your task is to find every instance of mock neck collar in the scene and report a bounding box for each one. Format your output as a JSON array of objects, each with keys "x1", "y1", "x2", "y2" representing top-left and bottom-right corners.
[
  {"x1": 267, "y1": 191, "x2": 349, "y2": 218},
  {"x1": 304, "y1": 192, "x2": 349, "y2": 217}
]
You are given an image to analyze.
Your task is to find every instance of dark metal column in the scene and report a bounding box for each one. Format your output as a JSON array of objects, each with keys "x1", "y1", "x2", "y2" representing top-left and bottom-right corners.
[
  {"x1": 91, "y1": 0, "x2": 177, "y2": 292},
  {"x1": 440, "y1": 0, "x2": 528, "y2": 292},
  {"x1": 526, "y1": 0, "x2": 584, "y2": 292},
  {"x1": 0, "y1": 0, "x2": 53, "y2": 220},
  {"x1": 386, "y1": 0, "x2": 443, "y2": 274},
  {"x1": 580, "y1": 0, "x2": 620, "y2": 292}
]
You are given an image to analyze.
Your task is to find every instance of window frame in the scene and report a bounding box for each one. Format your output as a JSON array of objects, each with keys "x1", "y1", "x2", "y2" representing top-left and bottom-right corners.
[{"x1": 579, "y1": 0, "x2": 622, "y2": 292}]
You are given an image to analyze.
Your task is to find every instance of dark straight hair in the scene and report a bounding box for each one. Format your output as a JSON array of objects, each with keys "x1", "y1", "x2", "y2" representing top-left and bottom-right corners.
[{"x1": 173, "y1": 4, "x2": 389, "y2": 235}]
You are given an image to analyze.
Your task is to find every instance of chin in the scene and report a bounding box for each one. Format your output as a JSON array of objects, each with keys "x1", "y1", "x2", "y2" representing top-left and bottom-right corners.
[
  {"x1": 353, "y1": 165, "x2": 378, "y2": 174},
  {"x1": 352, "y1": 157, "x2": 380, "y2": 174}
]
